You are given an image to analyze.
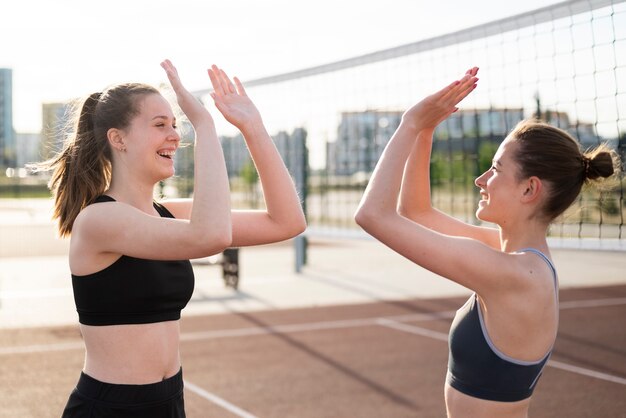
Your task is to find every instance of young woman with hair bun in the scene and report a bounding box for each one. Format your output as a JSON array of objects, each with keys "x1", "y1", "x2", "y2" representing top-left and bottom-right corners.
[{"x1": 355, "y1": 67, "x2": 619, "y2": 418}]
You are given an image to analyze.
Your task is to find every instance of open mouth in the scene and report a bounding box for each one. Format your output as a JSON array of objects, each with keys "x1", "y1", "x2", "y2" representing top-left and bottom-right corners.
[{"x1": 157, "y1": 151, "x2": 175, "y2": 160}]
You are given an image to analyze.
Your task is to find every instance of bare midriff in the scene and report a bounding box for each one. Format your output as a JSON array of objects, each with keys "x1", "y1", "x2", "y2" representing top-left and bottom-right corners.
[
  {"x1": 80, "y1": 320, "x2": 181, "y2": 384},
  {"x1": 445, "y1": 384, "x2": 531, "y2": 418}
]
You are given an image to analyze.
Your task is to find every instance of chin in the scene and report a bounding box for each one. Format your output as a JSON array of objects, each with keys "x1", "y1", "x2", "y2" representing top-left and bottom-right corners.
[
  {"x1": 475, "y1": 208, "x2": 491, "y2": 223},
  {"x1": 153, "y1": 172, "x2": 174, "y2": 184},
  {"x1": 161, "y1": 168, "x2": 175, "y2": 180}
]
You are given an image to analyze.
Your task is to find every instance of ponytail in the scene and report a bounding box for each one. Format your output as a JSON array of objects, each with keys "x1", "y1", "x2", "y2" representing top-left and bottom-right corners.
[
  {"x1": 36, "y1": 92, "x2": 111, "y2": 237},
  {"x1": 31, "y1": 83, "x2": 161, "y2": 237}
]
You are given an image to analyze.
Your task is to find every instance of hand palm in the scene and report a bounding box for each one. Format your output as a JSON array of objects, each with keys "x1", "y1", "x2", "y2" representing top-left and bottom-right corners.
[
  {"x1": 403, "y1": 68, "x2": 479, "y2": 131},
  {"x1": 160, "y1": 59, "x2": 211, "y2": 125},
  {"x1": 214, "y1": 93, "x2": 260, "y2": 127},
  {"x1": 209, "y1": 65, "x2": 261, "y2": 129}
]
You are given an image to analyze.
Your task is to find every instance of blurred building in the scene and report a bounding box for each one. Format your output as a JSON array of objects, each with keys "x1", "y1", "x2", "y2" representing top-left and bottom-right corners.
[
  {"x1": 15, "y1": 132, "x2": 42, "y2": 168},
  {"x1": 327, "y1": 107, "x2": 603, "y2": 176},
  {"x1": 170, "y1": 123, "x2": 307, "y2": 198},
  {"x1": 328, "y1": 110, "x2": 402, "y2": 176},
  {"x1": 219, "y1": 128, "x2": 307, "y2": 179},
  {"x1": 0, "y1": 68, "x2": 15, "y2": 168}
]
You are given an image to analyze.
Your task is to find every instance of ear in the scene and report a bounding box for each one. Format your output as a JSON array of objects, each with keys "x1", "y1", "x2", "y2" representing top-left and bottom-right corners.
[
  {"x1": 107, "y1": 128, "x2": 126, "y2": 152},
  {"x1": 520, "y1": 176, "x2": 542, "y2": 203}
]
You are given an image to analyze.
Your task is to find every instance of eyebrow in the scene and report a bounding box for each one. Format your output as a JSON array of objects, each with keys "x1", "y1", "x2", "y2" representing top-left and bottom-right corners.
[
  {"x1": 492, "y1": 159, "x2": 502, "y2": 166},
  {"x1": 151, "y1": 115, "x2": 176, "y2": 122}
]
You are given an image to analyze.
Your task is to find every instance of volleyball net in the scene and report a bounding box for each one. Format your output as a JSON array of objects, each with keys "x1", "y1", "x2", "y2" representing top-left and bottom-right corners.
[{"x1": 188, "y1": 0, "x2": 625, "y2": 247}]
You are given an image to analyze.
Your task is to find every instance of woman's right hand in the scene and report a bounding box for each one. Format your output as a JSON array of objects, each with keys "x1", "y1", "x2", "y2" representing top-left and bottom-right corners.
[
  {"x1": 401, "y1": 67, "x2": 479, "y2": 132},
  {"x1": 160, "y1": 59, "x2": 214, "y2": 128},
  {"x1": 208, "y1": 64, "x2": 262, "y2": 131}
]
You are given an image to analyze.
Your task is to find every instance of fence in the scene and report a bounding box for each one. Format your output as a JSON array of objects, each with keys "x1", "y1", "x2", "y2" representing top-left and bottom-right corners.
[{"x1": 189, "y1": 0, "x2": 625, "y2": 252}]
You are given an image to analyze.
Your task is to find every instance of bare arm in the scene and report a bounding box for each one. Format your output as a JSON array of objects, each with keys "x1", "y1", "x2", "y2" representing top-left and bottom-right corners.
[
  {"x1": 355, "y1": 71, "x2": 514, "y2": 295},
  {"x1": 164, "y1": 65, "x2": 306, "y2": 247},
  {"x1": 72, "y1": 60, "x2": 232, "y2": 261},
  {"x1": 398, "y1": 127, "x2": 500, "y2": 249}
]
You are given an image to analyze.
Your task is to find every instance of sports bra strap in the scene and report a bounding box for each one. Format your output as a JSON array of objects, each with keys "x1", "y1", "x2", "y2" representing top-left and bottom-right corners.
[
  {"x1": 519, "y1": 248, "x2": 558, "y2": 290},
  {"x1": 92, "y1": 195, "x2": 173, "y2": 218}
]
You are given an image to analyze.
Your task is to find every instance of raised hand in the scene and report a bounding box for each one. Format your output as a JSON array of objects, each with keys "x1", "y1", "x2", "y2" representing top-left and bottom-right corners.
[
  {"x1": 160, "y1": 59, "x2": 213, "y2": 127},
  {"x1": 402, "y1": 67, "x2": 479, "y2": 131},
  {"x1": 208, "y1": 65, "x2": 261, "y2": 130}
]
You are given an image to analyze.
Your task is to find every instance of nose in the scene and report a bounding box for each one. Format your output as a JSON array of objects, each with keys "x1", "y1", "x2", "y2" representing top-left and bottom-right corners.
[
  {"x1": 475, "y1": 170, "x2": 489, "y2": 188},
  {"x1": 168, "y1": 127, "x2": 181, "y2": 142}
]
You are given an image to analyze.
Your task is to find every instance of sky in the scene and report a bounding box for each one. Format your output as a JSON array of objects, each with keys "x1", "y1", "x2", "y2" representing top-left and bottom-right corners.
[{"x1": 2, "y1": 0, "x2": 563, "y2": 133}]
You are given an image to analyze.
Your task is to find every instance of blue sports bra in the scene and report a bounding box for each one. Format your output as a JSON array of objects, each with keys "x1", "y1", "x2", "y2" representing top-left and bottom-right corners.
[
  {"x1": 71, "y1": 196, "x2": 195, "y2": 326},
  {"x1": 446, "y1": 248, "x2": 558, "y2": 402}
]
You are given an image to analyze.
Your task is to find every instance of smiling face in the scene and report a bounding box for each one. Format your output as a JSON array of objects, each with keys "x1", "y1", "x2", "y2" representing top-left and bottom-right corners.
[
  {"x1": 121, "y1": 93, "x2": 180, "y2": 183},
  {"x1": 474, "y1": 137, "x2": 526, "y2": 225}
]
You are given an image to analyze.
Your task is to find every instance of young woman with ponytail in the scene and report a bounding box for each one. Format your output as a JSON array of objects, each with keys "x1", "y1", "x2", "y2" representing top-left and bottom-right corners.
[
  {"x1": 355, "y1": 67, "x2": 619, "y2": 418},
  {"x1": 37, "y1": 60, "x2": 305, "y2": 417}
]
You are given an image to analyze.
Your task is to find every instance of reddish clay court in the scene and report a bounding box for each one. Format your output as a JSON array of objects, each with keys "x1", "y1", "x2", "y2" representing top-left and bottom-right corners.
[{"x1": 1, "y1": 284, "x2": 625, "y2": 418}]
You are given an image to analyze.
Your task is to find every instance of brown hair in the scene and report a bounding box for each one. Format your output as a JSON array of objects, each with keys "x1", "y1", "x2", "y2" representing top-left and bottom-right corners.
[
  {"x1": 33, "y1": 83, "x2": 160, "y2": 237},
  {"x1": 509, "y1": 119, "x2": 620, "y2": 221}
]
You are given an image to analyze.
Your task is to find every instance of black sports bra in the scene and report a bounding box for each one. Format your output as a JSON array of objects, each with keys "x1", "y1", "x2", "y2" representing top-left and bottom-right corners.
[
  {"x1": 71, "y1": 196, "x2": 195, "y2": 326},
  {"x1": 446, "y1": 248, "x2": 558, "y2": 402}
]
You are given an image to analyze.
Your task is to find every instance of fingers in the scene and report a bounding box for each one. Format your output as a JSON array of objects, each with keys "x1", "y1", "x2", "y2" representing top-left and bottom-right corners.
[
  {"x1": 209, "y1": 64, "x2": 238, "y2": 97},
  {"x1": 234, "y1": 77, "x2": 247, "y2": 97},
  {"x1": 207, "y1": 67, "x2": 223, "y2": 96},
  {"x1": 465, "y1": 66, "x2": 479, "y2": 77},
  {"x1": 219, "y1": 68, "x2": 236, "y2": 94},
  {"x1": 160, "y1": 59, "x2": 177, "y2": 82},
  {"x1": 161, "y1": 59, "x2": 185, "y2": 91},
  {"x1": 440, "y1": 72, "x2": 478, "y2": 105}
]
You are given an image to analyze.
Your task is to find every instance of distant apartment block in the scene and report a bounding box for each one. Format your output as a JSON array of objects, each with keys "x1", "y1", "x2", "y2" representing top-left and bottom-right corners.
[
  {"x1": 16, "y1": 132, "x2": 42, "y2": 168},
  {"x1": 219, "y1": 128, "x2": 307, "y2": 178},
  {"x1": 328, "y1": 110, "x2": 403, "y2": 176},
  {"x1": 328, "y1": 108, "x2": 602, "y2": 176}
]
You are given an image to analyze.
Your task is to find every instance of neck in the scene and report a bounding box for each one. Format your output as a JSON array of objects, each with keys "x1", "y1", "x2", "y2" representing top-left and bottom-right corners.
[
  {"x1": 107, "y1": 165, "x2": 158, "y2": 214},
  {"x1": 498, "y1": 218, "x2": 550, "y2": 253}
]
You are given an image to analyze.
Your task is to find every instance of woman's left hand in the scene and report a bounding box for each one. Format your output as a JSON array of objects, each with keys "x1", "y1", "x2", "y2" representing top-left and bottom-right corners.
[{"x1": 208, "y1": 65, "x2": 261, "y2": 130}]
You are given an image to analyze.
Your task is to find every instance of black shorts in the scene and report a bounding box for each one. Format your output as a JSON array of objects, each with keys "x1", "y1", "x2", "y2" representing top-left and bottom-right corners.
[{"x1": 61, "y1": 368, "x2": 185, "y2": 418}]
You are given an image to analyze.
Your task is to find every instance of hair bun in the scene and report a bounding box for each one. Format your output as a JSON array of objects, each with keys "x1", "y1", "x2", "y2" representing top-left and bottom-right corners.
[{"x1": 584, "y1": 150, "x2": 615, "y2": 180}]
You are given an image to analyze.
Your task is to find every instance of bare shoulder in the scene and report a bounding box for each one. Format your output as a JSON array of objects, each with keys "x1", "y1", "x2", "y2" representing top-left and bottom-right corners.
[
  {"x1": 72, "y1": 201, "x2": 122, "y2": 236},
  {"x1": 518, "y1": 250, "x2": 556, "y2": 289},
  {"x1": 501, "y1": 250, "x2": 557, "y2": 298},
  {"x1": 70, "y1": 202, "x2": 123, "y2": 274}
]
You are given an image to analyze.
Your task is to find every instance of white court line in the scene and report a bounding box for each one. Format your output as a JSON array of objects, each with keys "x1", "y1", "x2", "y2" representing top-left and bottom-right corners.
[
  {"x1": 0, "y1": 341, "x2": 84, "y2": 355},
  {"x1": 180, "y1": 311, "x2": 455, "y2": 343},
  {"x1": 559, "y1": 297, "x2": 626, "y2": 310},
  {"x1": 375, "y1": 318, "x2": 449, "y2": 342},
  {"x1": 376, "y1": 319, "x2": 626, "y2": 386},
  {"x1": 547, "y1": 360, "x2": 626, "y2": 385},
  {"x1": 184, "y1": 380, "x2": 259, "y2": 418},
  {"x1": 1, "y1": 296, "x2": 625, "y2": 362},
  {"x1": 0, "y1": 312, "x2": 454, "y2": 356}
]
